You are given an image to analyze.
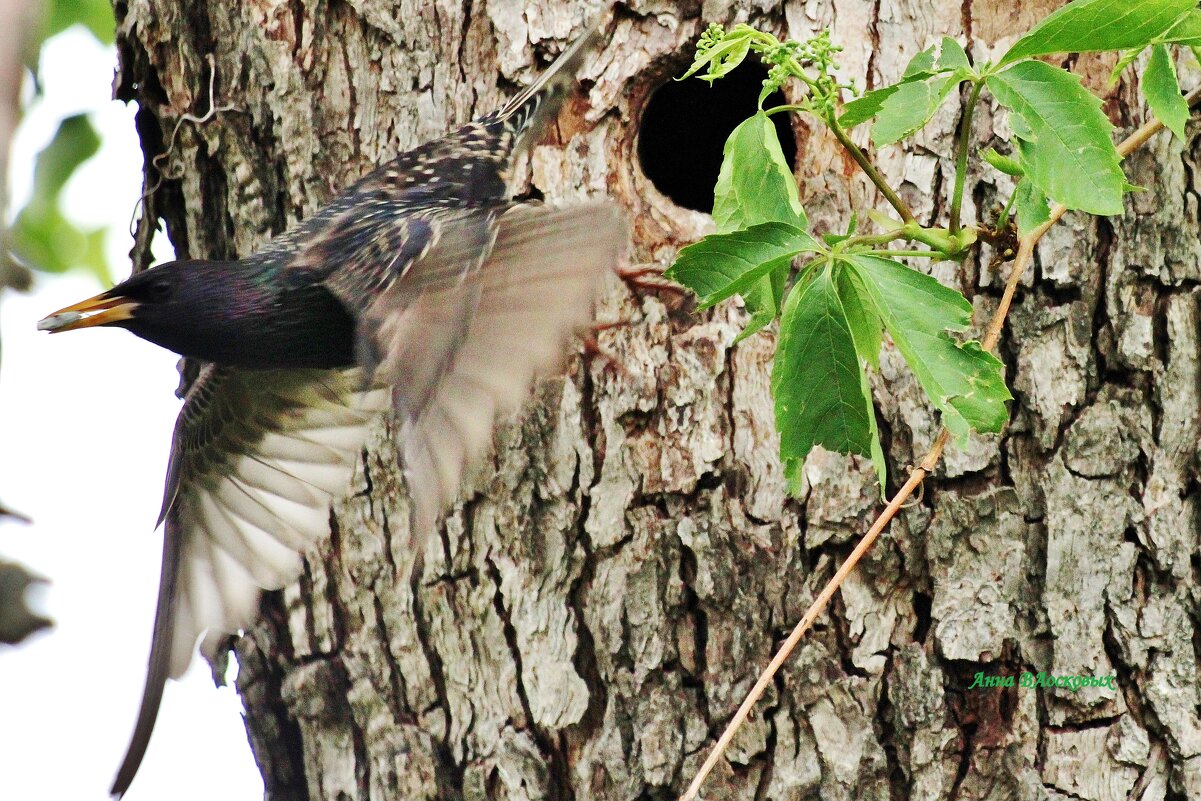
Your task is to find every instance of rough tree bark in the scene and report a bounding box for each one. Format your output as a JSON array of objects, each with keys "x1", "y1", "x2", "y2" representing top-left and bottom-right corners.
[{"x1": 113, "y1": 1, "x2": 1200, "y2": 799}]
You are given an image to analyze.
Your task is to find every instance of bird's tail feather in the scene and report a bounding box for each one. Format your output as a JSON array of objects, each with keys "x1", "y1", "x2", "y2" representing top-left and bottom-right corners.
[
  {"x1": 492, "y1": 13, "x2": 606, "y2": 146},
  {"x1": 110, "y1": 507, "x2": 183, "y2": 798}
]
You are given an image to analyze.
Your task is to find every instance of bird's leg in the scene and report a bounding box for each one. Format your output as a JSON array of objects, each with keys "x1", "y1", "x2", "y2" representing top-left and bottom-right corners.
[
  {"x1": 580, "y1": 320, "x2": 633, "y2": 378},
  {"x1": 588, "y1": 263, "x2": 685, "y2": 376},
  {"x1": 618, "y1": 263, "x2": 686, "y2": 299}
]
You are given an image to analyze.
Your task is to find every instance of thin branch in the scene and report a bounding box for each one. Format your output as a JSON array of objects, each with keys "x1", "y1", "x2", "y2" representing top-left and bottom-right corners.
[
  {"x1": 949, "y1": 81, "x2": 984, "y2": 236},
  {"x1": 680, "y1": 468, "x2": 928, "y2": 801},
  {"x1": 829, "y1": 120, "x2": 917, "y2": 224},
  {"x1": 865, "y1": 249, "x2": 943, "y2": 258},
  {"x1": 679, "y1": 84, "x2": 1201, "y2": 801}
]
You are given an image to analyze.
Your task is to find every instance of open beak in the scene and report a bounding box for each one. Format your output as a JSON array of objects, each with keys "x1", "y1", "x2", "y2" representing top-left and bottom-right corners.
[{"x1": 37, "y1": 291, "x2": 139, "y2": 333}]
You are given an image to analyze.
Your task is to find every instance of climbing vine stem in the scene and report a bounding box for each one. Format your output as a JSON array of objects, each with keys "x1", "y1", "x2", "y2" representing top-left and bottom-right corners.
[
  {"x1": 829, "y1": 117, "x2": 918, "y2": 224},
  {"x1": 949, "y1": 80, "x2": 986, "y2": 235}
]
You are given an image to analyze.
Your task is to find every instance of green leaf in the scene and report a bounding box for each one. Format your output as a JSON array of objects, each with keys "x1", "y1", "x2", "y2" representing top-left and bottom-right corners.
[
  {"x1": 1013, "y1": 180, "x2": 1051, "y2": 238},
  {"x1": 666, "y1": 222, "x2": 822, "y2": 310},
  {"x1": 1001, "y1": 0, "x2": 1194, "y2": 65},
  {"x1": 737, "y1": 266, "x2": 786, "y2": 343},
  {"x1": 31, "y1": 114, "x2": 100, "y2": 202},
  {"x1": 840, "y1": 86, "x2": 903, "y2": 129},
  {"x1": 1109, "y1": 47, "x2": 1146, "y2": 86},
  {"x1": 772, "y1": 262, "x2": 884, "y2": 489},
  {"x1": 680, "y1": 25, "x2": 755, "y2": 84},
  {"x1": 11, "y1": 205, "x2": 109, "y2": 281},
  {"x1": 837, "y1": 267, "x2": 883, "y2": 368},
  {"x1": 846, "y1": 254, "x2": 1011, "y2": 443},
  {"x1": 986, "y1": 61, "x2": 1125, "y2": 215},
  {"x1": 1155, "y1": 8, "x2": 1201, "y2": 44},
  {"x1": 839, "y1": 37, "x2": 969, "y2": 130},
  {"x1": 49, "y1": 0, "x2": 114, "y2": 43},
  {"x1": 856, "y1": 353, "x2": 888, "y2": 488},
  {"x1": 712, "y1": 113, "x2": 808, "y2": 233},
  {"x1": 9, "y1": 113, "x2": 110, "y2": 281},
  {"x1": 903, "y1": 43, "x2": 939, "y2": 77},
  {"x1": 866, "y1": 209, "x2": 906, "y2": 232},
  {"x1": 700, "y1": 112, "x2": 811, "y2": 340},
  {"x1": 982, "y1": 147, "x2": 1025, "y2": 176},
  {"x1": 1143, "y1": 43, "x2": 1190, "y2": 140},
  {"x1": 714, "y1": 252, "x2": 796, "y2": 314},
  {"x1": 936, "y1": 37, "x2": 971, "y2": 71},
  {"x1": 871, "y1": 73, "x2": 963, "y2": 146}
]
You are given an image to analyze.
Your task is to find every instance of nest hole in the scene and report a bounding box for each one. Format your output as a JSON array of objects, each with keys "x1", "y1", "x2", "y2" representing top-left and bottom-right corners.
[{"x1": 638, "y1": 61, "x2": 797, "y2": 213}]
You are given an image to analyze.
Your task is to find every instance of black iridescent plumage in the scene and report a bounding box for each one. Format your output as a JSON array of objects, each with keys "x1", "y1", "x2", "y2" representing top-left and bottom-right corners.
[{"x1": 40, "y1": 19, "x2": 625, "y2": 797}]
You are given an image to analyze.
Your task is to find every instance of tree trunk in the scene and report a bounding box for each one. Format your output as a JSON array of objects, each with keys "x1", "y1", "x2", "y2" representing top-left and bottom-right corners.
[{"x1": 114, "y1": 1, "x2": 1201, "y2": 799}]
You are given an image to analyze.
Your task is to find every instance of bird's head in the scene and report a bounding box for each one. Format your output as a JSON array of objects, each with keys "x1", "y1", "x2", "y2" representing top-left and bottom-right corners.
[
  {"x1": 38, "y1": 259, "x2": 356, "y2": 369},
  {"x1": 38, "y1": 263, "x2": 190, "y2": 334},
  {"x1": 36, "y1": 260, "x2": 257, "y2": 359}
]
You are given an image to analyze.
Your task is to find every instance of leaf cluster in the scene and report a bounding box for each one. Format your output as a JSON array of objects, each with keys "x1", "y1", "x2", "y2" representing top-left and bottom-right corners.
[{"x1": 669, "y1": 0, "x2": 1199, "y2": 490}]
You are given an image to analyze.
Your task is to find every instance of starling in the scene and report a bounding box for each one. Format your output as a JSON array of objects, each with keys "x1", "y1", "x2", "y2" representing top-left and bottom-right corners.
[{"x1": 39, "y1": 19, "x2": 625, "y2": 797}]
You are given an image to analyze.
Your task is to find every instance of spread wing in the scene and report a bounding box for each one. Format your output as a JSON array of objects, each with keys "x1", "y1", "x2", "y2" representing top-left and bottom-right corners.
[
  {"x1": 111, "y1": 365, "x2": 389, "y2": 797},
  {"x1": 332, "y1": 202, "x2": 627, "y2": 540}
]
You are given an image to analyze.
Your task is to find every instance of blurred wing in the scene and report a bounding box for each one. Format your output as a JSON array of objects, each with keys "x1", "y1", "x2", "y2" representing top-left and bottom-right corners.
[
  {"x1": 355, "y1": 202, "x2": 627, "y2": 540},
  {"x1": 257, "y1": 15, "x2": 605, "y2": 276},
  {"x1": 111, "y1": 365, "x2": 389, "y2": 797}
]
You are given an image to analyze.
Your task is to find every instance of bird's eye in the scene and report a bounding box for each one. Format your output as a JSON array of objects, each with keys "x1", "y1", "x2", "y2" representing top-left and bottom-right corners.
[{"x1": 147, "y1": 280, "x2": 172, "y2": 302}]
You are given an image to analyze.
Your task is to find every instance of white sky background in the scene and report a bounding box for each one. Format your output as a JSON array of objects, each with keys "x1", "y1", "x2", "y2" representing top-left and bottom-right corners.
[{"x1": 0, "y1": 29, "x2": 263, "y2": 800}]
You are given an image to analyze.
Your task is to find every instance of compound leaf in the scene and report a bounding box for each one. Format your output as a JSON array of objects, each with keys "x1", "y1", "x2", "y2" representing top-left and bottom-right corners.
[
  {"x1": 773, "y1": 262, "x2": 884, "y2": 489},
  {"x1": 987, "y1": 61, "x2": 1125, "y2": 215},
  {"x1": 666, "y1": 222, "x2": 822, "y2": 311},
  {"x1": 846, "y1": 254, "x2": 1010, "y2": 443},
  {"x1": 1001, "y1": 0, "x2": 1193, "y2": 65}
]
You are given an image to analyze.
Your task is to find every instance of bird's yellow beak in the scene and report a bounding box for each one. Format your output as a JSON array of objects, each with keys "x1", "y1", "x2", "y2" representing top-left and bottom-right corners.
[{"x1": 37, "y1": 291, "x2": 139, "y2": 333}]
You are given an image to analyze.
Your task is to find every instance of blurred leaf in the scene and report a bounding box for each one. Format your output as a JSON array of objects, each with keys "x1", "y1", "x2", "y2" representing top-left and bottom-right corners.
[
  {"x1": 48, "y1": 0, "x2": 114, "y2": 44},
  {"x1": 31, "y1": 114, "x2": 100, "y2": 201},
  {"x1": 11, "y1": 207, "x2": 109, "y2": 280},
  {"x1": 10, "y1": 115, "x2": 110, "y2": 282}
]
